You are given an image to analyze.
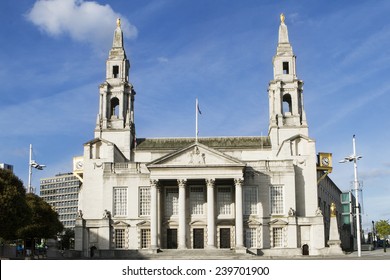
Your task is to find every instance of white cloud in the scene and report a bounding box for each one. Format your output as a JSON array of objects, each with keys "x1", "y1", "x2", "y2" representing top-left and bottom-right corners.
[
  {"x1": 157, "y1": 56, "x2": 169, "y2": 63},
  {"x1": 26, "y1": 0, "x2": 137, "y2": 46}
]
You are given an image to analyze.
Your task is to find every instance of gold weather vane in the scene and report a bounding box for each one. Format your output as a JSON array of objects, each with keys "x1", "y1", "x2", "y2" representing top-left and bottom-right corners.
[
  {"x1": 280, "y1": 13, "x2": 285, "y2": 24},
  {"x1": 117, "y1": 18, "x2": 121, "y2": 27}
]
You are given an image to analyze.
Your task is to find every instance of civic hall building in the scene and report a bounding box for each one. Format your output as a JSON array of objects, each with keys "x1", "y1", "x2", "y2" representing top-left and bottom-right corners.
[{"x1": 75, "y1": 15, "x2": 335, "y2": 257}]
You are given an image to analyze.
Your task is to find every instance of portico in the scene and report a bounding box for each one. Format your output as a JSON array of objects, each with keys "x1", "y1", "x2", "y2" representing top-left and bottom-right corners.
[{"x1": 146, "y1": 143, "x2": 246, "y2": 251}]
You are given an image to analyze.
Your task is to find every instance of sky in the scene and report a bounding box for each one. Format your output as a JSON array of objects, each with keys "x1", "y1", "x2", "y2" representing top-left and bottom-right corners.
[{"x1": 0, "y1": 0, "x2": 389, "y2": 231}]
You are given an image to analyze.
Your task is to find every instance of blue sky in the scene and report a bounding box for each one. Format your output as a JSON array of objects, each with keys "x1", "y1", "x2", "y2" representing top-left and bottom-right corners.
[{"x1": 0, "y1": 0, "x2": 389, "y2": 231}]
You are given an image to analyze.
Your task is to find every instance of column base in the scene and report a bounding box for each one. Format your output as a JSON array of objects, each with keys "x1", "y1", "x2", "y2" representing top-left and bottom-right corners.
[
  {"x1": 235, "y1": 246, "x2": 247, "y2": 254},
  {"x1": 149, "y1": 246, "x2": 160, "y2": 254}
]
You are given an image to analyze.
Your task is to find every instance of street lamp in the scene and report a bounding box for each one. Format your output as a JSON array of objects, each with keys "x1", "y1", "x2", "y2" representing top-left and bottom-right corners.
[
  {"x1": 339, "y1": 135, "x2": 362, "y2": 257},
  {"x1": 28, "y1": 144, "x2": 46, "y2": 194}
]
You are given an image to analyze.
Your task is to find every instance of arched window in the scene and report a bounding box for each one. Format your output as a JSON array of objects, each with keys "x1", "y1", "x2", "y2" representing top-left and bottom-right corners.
[
  {"x1": 282, "y1": 94, "x2": 292, "y2": 115},
  {"x1": 111, "y1": 97, "x2": 120, "y2": 118}
]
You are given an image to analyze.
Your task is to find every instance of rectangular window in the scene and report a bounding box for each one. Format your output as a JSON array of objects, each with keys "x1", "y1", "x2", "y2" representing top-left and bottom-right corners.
[
  {"x1": 341, "y1": 193, "x2": 350, "y2": 203},
  {"x1": 272, "y1": 227, "x2": 283, "y2": 247},
  {"x1": 139, "y1": 187, "x2": 151, "y2": 216},
  {"x1": 113, "y1": 65, "x2": 119, "y2": 78},
  {"x1": 341, "y1": 204, "x2": 350, "y2": 214},
  {"x1": 245, "y1": 228, "x2": 257, "y2": 248},
  {"x1": 217, "y1": 187, "x2": 232, "y2": 215},
  {"x1": 244, "y1": 186, "x2": 257, "y2": 215},
  {"x1": 113, "y1": 187, "x2": 127, "y2": 216},
  {"x1": 141, "y1": 229, "x2": 151, "y2": 249},
  {"x1": 270, "y1": 185, "x2": 284, "y2": 214},
  {"x1": 115, "y1": 229, "x2": 125, "y2": 249},
  {"x1": 190, "y1": 187, "x2": 205, "y2": 215},
  {"x1": 283, "y1": 62, "x2": 289, "y2": 74},
  {"x1": 165, "y1": 188, "x2": 179, "y2": 216}
]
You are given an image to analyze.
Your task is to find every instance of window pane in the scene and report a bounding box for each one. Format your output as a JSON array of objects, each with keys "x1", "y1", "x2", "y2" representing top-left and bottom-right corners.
[
  {"x1": 166, "y1": 188, "x2": 179, "y2": 216},
  {"x1": 115, "y1": 229, "x2": 125, "y2": 249},
  {"x1": 141, "y1": 229, "x2": 151, "y2": 249},
  {"x1": 273, "y1": 227, "x2": 283, "y2": 247},
  {"x1": 270, "y1": 185, "x2": 284, "y2": 214},
  {"x1": 244, "y1": 186, "x2": 257, "y2": 215},
  {"x1": 139, "y1": 187, "x2": 151, "y2": 216},
  {"x1": 245, "y1": 228, "x2": 257, "y2": 248},
  {"x1": 190, "y1": 187, "x2": 204, "y2": 215},
  {"x1": 217, "y1": 187, "x2": 232, "y2": 215},
  {"x1": 113, "y1": 187, "x2": 127, "y2": 216}
]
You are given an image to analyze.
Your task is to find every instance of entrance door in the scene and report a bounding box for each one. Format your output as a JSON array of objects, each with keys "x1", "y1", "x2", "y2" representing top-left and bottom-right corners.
[
  {"x1": 302, "y1": 244, "x2": 309, "y2": 255},
  {"x1": 167, "y1": 229, "x2": 177, "y2": 249},
  {"x1": 193, "y1": 229, "x2": 204, "y2": 249},
  {"x1": 220, "y1": 228, "x2": 231, "y2": 248}
]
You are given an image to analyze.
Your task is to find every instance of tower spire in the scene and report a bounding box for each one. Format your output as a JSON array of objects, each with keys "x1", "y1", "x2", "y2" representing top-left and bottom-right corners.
[
  {"x1": 277, "y1": 13, "x2": 292, "y2": 55},
  {"x1": 268, "y1": 13, "x2": 308, "y2": 149},
  {"x1": 111, "y1": 18, "x2": 125, "y2": 54},
  {"x1": 95, "y1": 19, "x2": 136, "y2": 160}
]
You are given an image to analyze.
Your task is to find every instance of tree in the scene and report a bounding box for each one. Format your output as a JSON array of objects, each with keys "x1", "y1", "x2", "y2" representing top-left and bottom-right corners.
[
  {"x1": 0, "y1": 169, "x2": 30, "y2": 240},
  {"x1": 375, "y1": 219, "x2": 390, "y2": 252},
  {"x1": 59, "y1": 229, "x2": 75, "y2": 250},
  {"x1": 17, "y1": 193, "x2": 63, "y2": 239}
]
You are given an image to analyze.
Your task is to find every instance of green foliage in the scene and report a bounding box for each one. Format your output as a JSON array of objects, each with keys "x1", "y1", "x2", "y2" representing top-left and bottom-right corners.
[
  {"x1": 59, "y1": 229, "x2": 75, "y2": 250},
  {"x1": 375, "y1": 220, "x2": 390, "y2": 239},
  {"x1": 0, "y1": 169, "x2": 30, "y2": 240},
  {"x1": 0, "y1": 169, "x2": 64, "y2": 241},
  {"x1": 17, "y1": 193, "x2": 64, "y2": 239}
]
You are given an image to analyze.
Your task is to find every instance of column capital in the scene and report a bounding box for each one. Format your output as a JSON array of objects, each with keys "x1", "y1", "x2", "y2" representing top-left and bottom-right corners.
[
  {"x1": 206, "y1": 178, "x2": 215, "y2": 188},
  {"x1": 234, "y1": 177, "x2": 244, "y2": 186},
  {"x1": 150, "y1": 179, "x2": 159, "y2": 188},
  {"x1": 177, "y1": 179, "x2": 187, "y2": 188}
]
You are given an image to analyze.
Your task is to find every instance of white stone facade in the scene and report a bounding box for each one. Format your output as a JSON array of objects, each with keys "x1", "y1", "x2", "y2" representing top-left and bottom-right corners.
[{"x1": 75, "y1": 16, "x2": 327, "y2": 257}]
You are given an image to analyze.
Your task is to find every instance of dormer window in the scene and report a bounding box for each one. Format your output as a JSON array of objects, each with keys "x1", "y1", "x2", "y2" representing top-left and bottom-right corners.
[
  {"x1": 113, "y1": 65, "x2": 119, "y2": 78},
  {"x1": 283, "y1": 62, "x2": 289, "y2": 74}
]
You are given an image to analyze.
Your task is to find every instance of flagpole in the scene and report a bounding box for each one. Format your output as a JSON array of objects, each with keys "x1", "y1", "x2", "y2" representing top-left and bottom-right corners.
[
  {"x1": 28, "y1": 144, "x2": 32, "y2": 194},
  {"x1": 195, "y1": 98, "x2": 198, "y2": 143}
]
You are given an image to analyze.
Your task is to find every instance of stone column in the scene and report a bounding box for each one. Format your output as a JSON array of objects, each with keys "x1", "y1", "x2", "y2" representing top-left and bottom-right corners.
[
  {"x1": 178, "y1": 179, "x2": 187, "y2": 249},
  {"x1": 234, "y1": 178, "x2": 245, "y2": 250},
  {"x1": 150, "y1": 179, "x2": 159, "y2": 251},
  {"x1": 74, "y1": 211, "x2": 85, "y2": 252},
  {"x1": 206, "y1": 178, "x2": 216, "y2": 248}
]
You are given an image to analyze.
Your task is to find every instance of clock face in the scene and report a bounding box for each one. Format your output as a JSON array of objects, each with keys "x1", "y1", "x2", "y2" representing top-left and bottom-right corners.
[
  {"x1": 321, "y1": 157, "x2": 329, "y2": 166},
  {"x1": 76, "y1": 161, "x2": 83, "y2": 170}
]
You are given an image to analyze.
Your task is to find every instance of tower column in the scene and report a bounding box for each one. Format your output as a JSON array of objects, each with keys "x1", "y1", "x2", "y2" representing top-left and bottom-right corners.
[
  {"x1": 178, "y1": 179, "x2": 187, "y2": 249},
  {"x1": 206, "y1": 178, "x2": 216, "y2": 248}
]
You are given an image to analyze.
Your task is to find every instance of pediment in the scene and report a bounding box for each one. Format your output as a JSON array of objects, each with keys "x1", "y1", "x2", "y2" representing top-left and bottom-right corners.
[
  {"x1": 84, "y1": 137, "x2": 114, "y2": 147},
  {"x1": 113, "y1": 221, "x2": 130, "y2": 227},
  {"x1": 246, "y1": 219, "x2": 262, "y2": 226},
  {"x1": 269, "y1": 218, "x2": 288, "y2": 226},
  {"x1": 147, "y1": 143, "x2": 245, "y2": 168},
  {"x1": 136, "y1": 220, "x2": 150, "y2": 227},
  {"x1": 276, "y1": 133, "x2": 315, "y2": 157}
]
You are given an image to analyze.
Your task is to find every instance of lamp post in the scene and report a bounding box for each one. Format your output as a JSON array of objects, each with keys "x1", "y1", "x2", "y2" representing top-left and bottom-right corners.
[
  {"x1": 28, "y1": 144, "x2": 46, "y2": 194},
  {"x1": 339, "y1": 135, "x2": 362, "y2": 257}
]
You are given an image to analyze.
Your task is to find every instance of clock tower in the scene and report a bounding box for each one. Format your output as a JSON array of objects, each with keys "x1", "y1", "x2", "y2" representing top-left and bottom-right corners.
[
  {"x1": 268, "y1": 14, "x2": 308, "y2": 151},
  {"x1": 95, "y1": 19, "x2": 136, "y2": 160}
]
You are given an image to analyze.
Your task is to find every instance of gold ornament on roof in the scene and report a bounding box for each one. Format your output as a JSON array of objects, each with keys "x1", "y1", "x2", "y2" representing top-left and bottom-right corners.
[
  {"x1": 330, "y1": 202, "x2": 336, "y2": 217},
  {"x1": 117, "y1": 18, "x2": 121, "y2": 27},
  {"x1": 280, "y1": 13, "x2": 285, "y2": 24}
]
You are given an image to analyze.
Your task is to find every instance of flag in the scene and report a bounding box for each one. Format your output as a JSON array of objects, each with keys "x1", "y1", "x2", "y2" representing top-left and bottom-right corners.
[
  {"x1": 197, "y1": 102, "x2": 202, "y2": 115},
  {"x1": 30, "y1": 160, "x2": 45, "y2": 170}
]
